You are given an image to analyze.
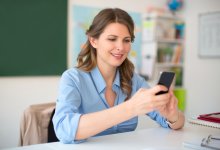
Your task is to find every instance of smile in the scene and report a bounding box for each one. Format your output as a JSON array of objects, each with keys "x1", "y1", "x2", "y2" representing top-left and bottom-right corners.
[{"x1": 111, "y1": 53, "x2": 123, "y2": 59}]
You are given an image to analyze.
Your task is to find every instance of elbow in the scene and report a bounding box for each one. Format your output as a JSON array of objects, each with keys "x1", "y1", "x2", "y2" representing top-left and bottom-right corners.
[{"x1": 52, "y1": 114, "x2": 85, "y2": 144}]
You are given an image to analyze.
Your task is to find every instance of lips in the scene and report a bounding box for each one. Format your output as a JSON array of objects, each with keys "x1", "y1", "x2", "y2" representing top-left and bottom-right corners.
[{"x1": 111, "y1": 53, "x2": 123, "y2": 59}]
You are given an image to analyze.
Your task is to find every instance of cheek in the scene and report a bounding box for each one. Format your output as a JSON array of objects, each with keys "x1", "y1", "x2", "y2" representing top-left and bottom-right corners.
[
  {"x1": 125, "y1": 45, "x2": 131, "y2": 53},
  {"x1": 98, "y1": 41, "x2": 114, "y2": 51}
]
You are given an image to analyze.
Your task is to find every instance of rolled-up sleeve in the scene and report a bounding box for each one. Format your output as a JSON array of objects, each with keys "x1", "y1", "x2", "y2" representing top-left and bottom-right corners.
[
  {"x1": 147, "y1": 111, "x2": 169, "y2": 128},
  {"x1": 52, "y1": 71, "x2": 85, "y2": 144}
]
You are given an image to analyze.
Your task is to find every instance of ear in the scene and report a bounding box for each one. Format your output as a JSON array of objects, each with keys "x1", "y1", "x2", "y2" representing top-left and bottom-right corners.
[{"x1": 89, "y1": 37, "x2": 98, "y2": 49}]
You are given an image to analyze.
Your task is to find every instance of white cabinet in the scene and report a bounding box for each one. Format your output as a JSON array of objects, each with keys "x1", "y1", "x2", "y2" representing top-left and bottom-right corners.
[{"x1": 141, "y1": 13, "x2": 185, "y2": 87}]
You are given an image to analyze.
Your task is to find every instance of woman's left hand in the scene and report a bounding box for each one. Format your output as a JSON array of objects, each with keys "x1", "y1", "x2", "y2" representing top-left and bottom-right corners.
[{"x1": 156, "y1": 90, "x2": 179, "y2": 123}]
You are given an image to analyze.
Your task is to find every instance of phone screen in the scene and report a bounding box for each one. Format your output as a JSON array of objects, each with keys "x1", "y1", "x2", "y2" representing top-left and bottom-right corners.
[{"x1": 156, "y1": 71, "x2": 175, "y2": 95}]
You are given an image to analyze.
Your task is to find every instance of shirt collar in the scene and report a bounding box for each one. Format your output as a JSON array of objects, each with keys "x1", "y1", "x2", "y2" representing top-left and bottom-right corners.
[
  {"x1": 90, "y1": 67, "x2": 120, "y2": 93},
  {"x1": 114, "y1": 69, "x2": 120, "y2": 87}
]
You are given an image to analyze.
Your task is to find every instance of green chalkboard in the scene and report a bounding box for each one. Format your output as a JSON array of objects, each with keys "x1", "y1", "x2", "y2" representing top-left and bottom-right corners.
[{"x1": 0, "y1": 0, "x2": 67, "y2": 76}]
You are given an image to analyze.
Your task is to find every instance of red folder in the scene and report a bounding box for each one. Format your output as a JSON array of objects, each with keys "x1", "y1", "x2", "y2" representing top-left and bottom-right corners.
[{"x1": 197, "y1": 112, "x2": 220, "y2": 124}]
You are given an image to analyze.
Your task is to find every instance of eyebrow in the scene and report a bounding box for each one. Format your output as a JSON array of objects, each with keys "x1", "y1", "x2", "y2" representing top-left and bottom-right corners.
[{"x1": 107, "y1": 35, "x2": 131, "y2": 39}]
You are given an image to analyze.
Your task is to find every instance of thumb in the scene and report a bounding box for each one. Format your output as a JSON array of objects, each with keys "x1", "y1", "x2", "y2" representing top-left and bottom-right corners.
[{"x1": 150, "y1": 85, "x2": 168, "y2": 95}]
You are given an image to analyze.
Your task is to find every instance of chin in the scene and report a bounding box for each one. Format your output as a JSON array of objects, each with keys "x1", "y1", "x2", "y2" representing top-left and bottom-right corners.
[
  {"x1": 111, "y1": 61, "x2": 124, "y2": 67},
  {"x1": 109, "y1": 57, "x2": 126, "y2": 67}
]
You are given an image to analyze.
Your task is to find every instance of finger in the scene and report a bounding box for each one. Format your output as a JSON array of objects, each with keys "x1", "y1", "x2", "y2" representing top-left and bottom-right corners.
[
  {"x1": 165, "y1": 90, "x2": 172, "y2": 108},
  {"x1": 169, "y1": 87, "x2": 173, "y2": 92},
  {"x1": 168, "y1": 96, "x2": 174, "y2": 110},
  {"x1": 151, "y1": 97, "x2": 169, "y2": 109},
  {"x1": 170, "y1": 94, "x2": 178, "y2": 110},
  {"x1": 150, "y1": 85, "x2": 168, "y2": 95},
  {"x1": 169, "y1": 90, "x2": 174, "y2": 96},
  {"x1": 156, "y1": 105, "x2": 166, "y2": 112},
  {"x1": 154, "y1": 92, "x2": 170, "y2": 102},
  {"x1": 154, "y1": 95, "x2": 170, "y2": 111}
]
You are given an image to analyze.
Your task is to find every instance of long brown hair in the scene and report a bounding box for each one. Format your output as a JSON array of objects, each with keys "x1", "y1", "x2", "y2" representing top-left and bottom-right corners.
[{"x1": 77, "y1": 8, "x2": 135, "y2": 99}]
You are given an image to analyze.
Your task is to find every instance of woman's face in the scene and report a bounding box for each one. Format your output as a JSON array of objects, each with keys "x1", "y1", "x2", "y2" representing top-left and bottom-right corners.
[{"x1": 90, "y1": 23, "x2": 132, "y2": 69}]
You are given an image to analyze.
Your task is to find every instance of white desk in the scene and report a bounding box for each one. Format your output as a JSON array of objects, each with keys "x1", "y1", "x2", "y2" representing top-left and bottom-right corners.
[{"x1": 4, "y1": 123, "x2": 220, "y2": 150}]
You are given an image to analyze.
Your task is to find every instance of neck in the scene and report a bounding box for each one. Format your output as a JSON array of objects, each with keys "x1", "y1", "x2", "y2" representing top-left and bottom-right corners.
[{"x1": 97, "y1": 64, "x2": 116, "y2": 87}]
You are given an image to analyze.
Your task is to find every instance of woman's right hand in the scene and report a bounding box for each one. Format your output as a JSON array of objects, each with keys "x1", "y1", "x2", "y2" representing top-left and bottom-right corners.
[{"x1": 128, "y1": 85, "x2": 171, "y2": 116}]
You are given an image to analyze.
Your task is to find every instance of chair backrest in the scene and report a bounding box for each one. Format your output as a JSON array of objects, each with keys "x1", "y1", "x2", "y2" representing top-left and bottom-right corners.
[
  {"x1": 19, "y1": 102, "x2": 57, "y2": 146},
  {"x1": 48, "y1": 108, "x2": 59, "y2": 142}
]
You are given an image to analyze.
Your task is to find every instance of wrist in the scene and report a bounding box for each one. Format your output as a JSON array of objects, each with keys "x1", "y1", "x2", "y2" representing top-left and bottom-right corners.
[
  {"x1": 166, "y1": 111, "x2": 179, "y2": 125},
  {"x1": 125, "y1": 99, "x2": 136, "y2": 118}
]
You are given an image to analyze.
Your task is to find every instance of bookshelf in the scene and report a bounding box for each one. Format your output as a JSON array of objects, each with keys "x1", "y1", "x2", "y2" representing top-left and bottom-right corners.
[{"x1": 141, "y1": 13, "x2": 185, "y2": 87}]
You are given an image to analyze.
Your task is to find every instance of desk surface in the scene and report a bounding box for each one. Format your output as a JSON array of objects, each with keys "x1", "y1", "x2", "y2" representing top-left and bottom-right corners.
[{"x1": 5, "y1": 123, "x2": 220, "y2": 150}]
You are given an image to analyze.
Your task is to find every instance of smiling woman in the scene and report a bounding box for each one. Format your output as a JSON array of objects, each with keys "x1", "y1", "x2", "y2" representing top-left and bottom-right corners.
[{"x1": 52, "y1": 8, "x2": 185, "y2": 144}]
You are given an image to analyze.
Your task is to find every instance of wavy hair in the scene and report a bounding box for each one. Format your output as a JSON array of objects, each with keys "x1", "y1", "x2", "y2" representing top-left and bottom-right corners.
[{"x1": 77, "y1": 8, "x2": 135, "y2": 100}]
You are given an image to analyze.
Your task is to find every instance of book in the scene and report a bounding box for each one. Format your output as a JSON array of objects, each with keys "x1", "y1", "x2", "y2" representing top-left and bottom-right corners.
[
  {"x1": 171, "y1": 44, "x2": 182, "y2": 64},
  {"x1": 198, "y1": 112, "x2": 220, "y2": 124},
  {"x1": 188, "y1": 117, "x2": 220, "y2": 129}
]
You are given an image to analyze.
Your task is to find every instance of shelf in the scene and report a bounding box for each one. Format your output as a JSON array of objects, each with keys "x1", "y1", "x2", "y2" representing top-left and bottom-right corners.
[
  {"x1": 143, "y1": 13, "x2": 184, "y2": 21},
  {"x1": 141, "y1": 12, "x2": 185, "y2": 87},
  {"x1": 142, "y1": 38, "x2": 184, "y2": 44},
  {"x1": 157, "y1": 38, "x2": 184, "y2": 44},
  {"x1": 156, "y1": 63, "x2": 183, "y2": 68}
]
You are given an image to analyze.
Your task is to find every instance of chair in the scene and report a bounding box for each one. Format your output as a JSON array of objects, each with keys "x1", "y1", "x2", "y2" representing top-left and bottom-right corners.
[
  {"x1": 48, "y1": 108, "x2": 59, "y2": 142},
  {"x1": 19, "y1": 102, "x2": 58, "y2": 146}
]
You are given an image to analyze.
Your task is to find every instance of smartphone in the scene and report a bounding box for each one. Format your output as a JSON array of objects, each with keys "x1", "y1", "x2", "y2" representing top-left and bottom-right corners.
[{"x1": 156, "y1": 71, "x2": 175, "y2": 95}]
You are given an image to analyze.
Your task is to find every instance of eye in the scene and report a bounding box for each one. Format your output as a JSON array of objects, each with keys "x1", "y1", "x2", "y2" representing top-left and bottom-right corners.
[
  {"x1": 124, "y1": 38, "x2": 131, "y2": 43},
  {"x1": 108, "y1": 38, "x2": 116, "y2": 41}
]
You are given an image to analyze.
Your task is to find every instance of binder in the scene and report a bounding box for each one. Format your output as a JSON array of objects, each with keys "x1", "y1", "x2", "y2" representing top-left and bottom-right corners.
[
  {"x1": 183, "y1": 135, "x2": 220, "y2": 150},
  {"x1": 198, "y1": 112, "x2": 220, "y2": 124}
]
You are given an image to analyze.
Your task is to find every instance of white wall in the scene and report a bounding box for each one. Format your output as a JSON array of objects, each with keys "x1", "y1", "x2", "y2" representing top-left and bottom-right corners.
[
  {"x1": 183, "y1": 0, "x2": 220, "y2": 117},
  {"x1": 0, "y1": 0, "x2": 220, "y2": 148}
]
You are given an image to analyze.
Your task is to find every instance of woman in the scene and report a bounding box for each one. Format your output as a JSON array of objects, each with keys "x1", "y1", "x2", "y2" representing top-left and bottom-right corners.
[{"x1": 53, "y1": 8, "x2": 185, "y2": 144}]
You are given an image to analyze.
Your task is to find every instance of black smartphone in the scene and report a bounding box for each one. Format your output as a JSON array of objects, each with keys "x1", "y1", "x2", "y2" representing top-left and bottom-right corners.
[{"x1": 156, "y1": 71, "x2": 175, "y2": 95}]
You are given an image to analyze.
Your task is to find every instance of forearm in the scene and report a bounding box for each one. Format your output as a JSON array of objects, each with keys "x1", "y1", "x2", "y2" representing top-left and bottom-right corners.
[
  {"x1": 75, "y1": 100, "x2": 135, "y2": 140},
  {"x1": 75, "y1": 87, "x2": 172, "y2": 140}
]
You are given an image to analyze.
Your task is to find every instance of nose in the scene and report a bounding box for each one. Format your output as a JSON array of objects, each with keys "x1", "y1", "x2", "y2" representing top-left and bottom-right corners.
[{"x1": 116, "y1": 40, "x2": 124, "y2": 51}]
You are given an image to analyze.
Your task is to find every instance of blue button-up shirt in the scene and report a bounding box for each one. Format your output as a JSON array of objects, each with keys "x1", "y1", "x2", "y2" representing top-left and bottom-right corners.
[{"x1": 53, "y1": 67, "x2": 169, "y2": 144}]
